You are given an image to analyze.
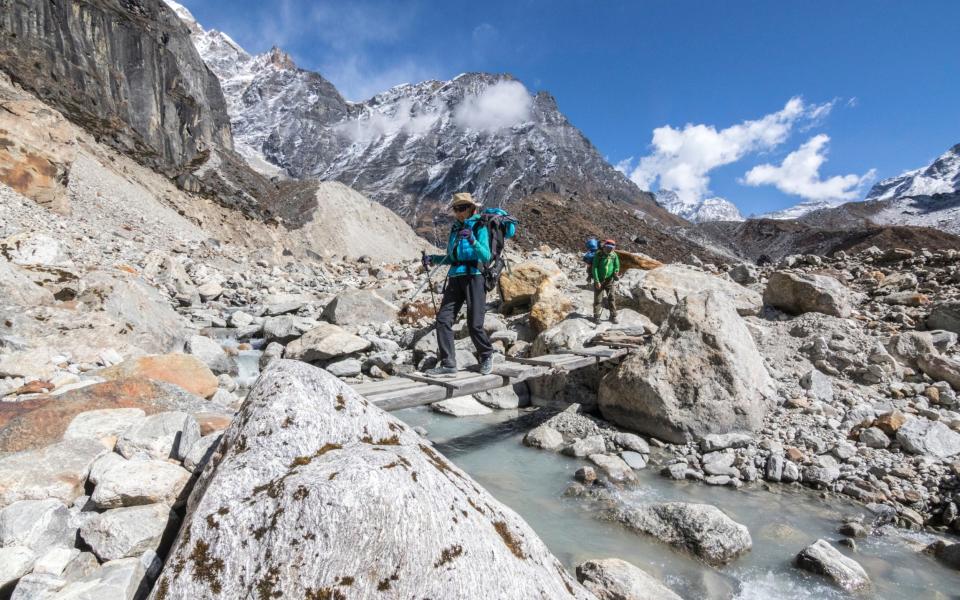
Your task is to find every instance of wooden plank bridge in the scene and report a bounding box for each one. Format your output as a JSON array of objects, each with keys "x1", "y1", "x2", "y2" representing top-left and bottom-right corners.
[{"x1": 349, "y1": 345, "x2": 629, "y2": 411}]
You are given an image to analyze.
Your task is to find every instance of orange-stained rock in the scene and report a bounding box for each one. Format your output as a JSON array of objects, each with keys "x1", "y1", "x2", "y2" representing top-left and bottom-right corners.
[
  {"x1": 2, "y1": 380, "x2": 53, "y2": 397},
  {"x1": 875, "y1": 410, "x2": 908, "y2": 435},
  {"x1": 618, "y1": 251, "x2": 663, "y2": 272},
  {"x1": 97, "y1": 353, "x2": 218, "y2": 398},
  {"x1": 194, "y1": 412, "x2": 233, "y2": 436},
  {"x1": 0, "y1": 378, "x2": 223, "y2": 453}
]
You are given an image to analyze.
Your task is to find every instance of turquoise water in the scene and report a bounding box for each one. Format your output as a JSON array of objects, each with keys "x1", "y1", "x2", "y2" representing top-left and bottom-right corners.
[{"x1": 396, "y1": 406, "x2": 960, "y2": 599}]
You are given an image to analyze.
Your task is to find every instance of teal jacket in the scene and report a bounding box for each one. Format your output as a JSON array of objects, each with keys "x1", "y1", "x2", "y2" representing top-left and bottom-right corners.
[{"x1": 429, "y1": 215, "x2": 492, "y2": 277}]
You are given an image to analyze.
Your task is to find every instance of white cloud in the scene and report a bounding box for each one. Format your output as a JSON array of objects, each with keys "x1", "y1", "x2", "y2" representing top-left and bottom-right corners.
[
  {"x1": 453, "y1": 81, "x2": 533, "y2": 133},
  {"x1": 623, "y1": 97, "x2": 833, "y2": 204},
  {"x1": 337, "y1": 98, "x2": 441, "y2": 142},
  {"x1": 742, "y1": 134, "x2": 876, "y2": 201},
  {"x1": 613, "y1": 157, "x2": 633, "y2": 175}
]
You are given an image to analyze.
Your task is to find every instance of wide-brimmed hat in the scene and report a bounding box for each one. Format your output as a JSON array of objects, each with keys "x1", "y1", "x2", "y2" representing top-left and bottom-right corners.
[
  {"x1": 447, "y1": 192, "x2": 479, "y2": 211},
  {"x1": 602, "y1": 239, "x2": 616, "y2": 248}
]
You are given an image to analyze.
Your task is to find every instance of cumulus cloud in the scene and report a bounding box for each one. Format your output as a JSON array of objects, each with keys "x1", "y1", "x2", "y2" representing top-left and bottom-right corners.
[
  {"x1": 337, "y1": 98, "x2": 441, "y2": 143},
  {"x1": 453, "y1": 81, "x2": 533, "y2": 133},
  {"x1": 622, "y1": 97, "x2": 833, "y2": 204},
  {"x1": 742, "y1": 134, "x2": 876, "y2": 201}
]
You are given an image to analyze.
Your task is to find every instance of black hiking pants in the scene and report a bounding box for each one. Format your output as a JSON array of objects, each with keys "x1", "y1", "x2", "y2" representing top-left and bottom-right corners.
[{"x1": 436, "y1": 274, "x2": 494, "y2": 368}]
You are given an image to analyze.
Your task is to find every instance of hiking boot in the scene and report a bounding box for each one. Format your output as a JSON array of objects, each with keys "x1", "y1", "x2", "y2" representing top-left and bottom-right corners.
[
  {"x1": 425, "y1": 365, "x2": 457, "y2": 377},
  {"x1": 610, "y1": 314, "x2": 620, "y2": 324},
  {"x1": 479, "y1": 356, "x2": 493, "y2": 375}
]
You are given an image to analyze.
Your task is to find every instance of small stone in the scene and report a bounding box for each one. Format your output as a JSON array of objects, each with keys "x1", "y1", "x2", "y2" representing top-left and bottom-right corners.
[
  {"x1": 0, "y1": 546, "x2": 35, "y2": 591},
  {"x1": 562, "y1": 435, "x2": 606, "y2": 458},
  {"x1": 794, "y1": 539, "x2": 871, "y2": 591},
  {"x1": 588, "y1": 454, "x2": 637, "y2": 483},
  {"x1": 62, "y1": 408, "x2": 146, "y2": 448},
  {"x1": 620, "y1": 451, "x2": 647, "y2": 470},
  {"x1": 90, "y1": 457, "x2": 191, "y2": 509},
  {"x1": 699, "y1": 432, "x2": 752, "y2": 453},
  {"x1": 523, "y1": 425, "x2": 564, "y2": 451},
  {"x1": 838, "y1": 521, "x2": 868, "y2": 538},
  {"x1": 859, "y1": 427, "x2": 890, "y2": 449},
  {"x1": 430, "y1": 396, "x2": 493, "y2": 417},
  {"x1": 79, "y1": 503, "x2": 177, "y2": 561},
  {"x1": 115, "y1": 411, "x2": 200, "y2": 461},
  {"x1": 875, "y1": 410, "x2": 908, "y2": 434},
  {"x1": 612, "y1": 432, "x2": 651, "y2": 454},
  {"x1": 575, "y1": 466, "x2": 597, "y2": 484}
]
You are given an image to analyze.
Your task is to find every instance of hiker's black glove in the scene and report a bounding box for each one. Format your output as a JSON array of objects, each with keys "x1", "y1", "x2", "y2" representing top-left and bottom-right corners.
[
  {"x1": 458, "y1": 228, "x2": 475, "y2": 244},
  {"x1": 422, "y1": 255, "x2": 432, "y2": 269}
]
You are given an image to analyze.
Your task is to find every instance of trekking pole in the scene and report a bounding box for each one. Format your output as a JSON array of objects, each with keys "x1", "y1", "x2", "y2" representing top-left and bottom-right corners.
[{"x1": 409, "y1": 253, "x2": 443, "y2": 301}]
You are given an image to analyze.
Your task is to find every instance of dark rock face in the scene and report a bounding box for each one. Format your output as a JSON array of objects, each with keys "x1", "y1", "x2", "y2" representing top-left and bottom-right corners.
[{"x1": 0, "y1": 0, "x2": 231, "y2": 178}]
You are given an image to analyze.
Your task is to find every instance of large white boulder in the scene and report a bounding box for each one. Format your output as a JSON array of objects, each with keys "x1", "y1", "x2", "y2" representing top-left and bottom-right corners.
[
  {"x1": 599, "y1": 291, "x2": 773, "y2": 443},
  {"x1": 624, "y1": 265, "x2": 761, "y2": 324},
  {"x1": 763, "y1": 271, "x2": 852, "y2": 318},
  {"x1": 284, "y1": 322, "x2": 372, "y2": 362},
  {"x1": 794, "y1": 539, "x2": 870, "y2": 591},
  {"x1": 576, "y1": 558, "x2": 682, "y2": 600},
  {"x1": 151, "y1": 360, "x2": 594, "y2": 599}
]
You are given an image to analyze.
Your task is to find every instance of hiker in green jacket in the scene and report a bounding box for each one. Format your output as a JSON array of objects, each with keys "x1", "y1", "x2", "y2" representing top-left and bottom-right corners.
[
  {"x1": 421, "y1": 192, "x2": 495, "y2": 376},
  {"x1": 592, "y1": 239, "x2": 620, "y2": 324}
]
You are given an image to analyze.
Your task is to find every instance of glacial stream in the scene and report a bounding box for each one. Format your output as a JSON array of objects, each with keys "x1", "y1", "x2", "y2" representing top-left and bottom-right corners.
[{"x1": 395, "y1": 406, "x2": 960, "y2": 599}]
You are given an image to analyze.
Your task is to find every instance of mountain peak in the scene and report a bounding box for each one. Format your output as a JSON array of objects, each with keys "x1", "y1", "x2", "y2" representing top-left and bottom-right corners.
[
  {"x1": 866, "y1": 142, "x2": 960, "y2": 202},
  {"x1": 266, "y1": 46, "x2": 296, "y2": 70}
]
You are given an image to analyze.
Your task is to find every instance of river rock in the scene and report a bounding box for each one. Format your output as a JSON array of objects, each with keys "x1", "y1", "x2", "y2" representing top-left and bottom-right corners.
[
  {"x1": 62, "y1": 408, "x2": 146, "y2": 448},
  {"x1": 90, "y1": 457, "x2": 191, "y2": 509},
  {"x1": 430, "y1": 396, "x2": 493, "y2": 417},
  {"x1": 589, "y1": 454, "x2": 637, "y2": 483},
  {"x1": 325, "y1": 357, "x2": 362, "y2": 377},
  {"x1": 10, "y1": 572, "x2": 65, "y2": 599},
  {"x1": 895, "y1": 418, "x2": 960, "y2": 458},
  {"x1": 625, "y1": 264, "x2": 762, "y2": 323},
  {"x1": 151, "y1": 360, "x2": 592, "y2": 598},
  {"x1": 620, "y1": 451, "x2": 647, "y2": 470},
  {"x1": 763, "y1": 271, "x2": 852, "y2": 318},
  {"x1": 563, "y1": 435, "x2": 606, "y2": 458},
  {"x1": 97, "y1": 354, "x2": 219, "y2": 399},
  {"x1": 262, "y1": 315, "x2": 314, "y2": 345},
  {"x1": 321, "y1": 288, "x2": 399, "y2": 326},
  {"x1": 79, "y1": 504, "x2": 177, "y2": 561},
  {"x1": 185, "y1": 335, "x2": 232, "y2": 375},
  {"x1": 610, "y1": 502, "x2": 752, "y2": 565},
  {"x1": 284, "y1": 322, "x2": 371, "y2": 362},
  {"x1": 0, "y1": 546, "x2": 35, "y2": 592},
  {"x1": 794, "y1": 539, "x2": 870, "y2": 591},
  {"x1": 0, "y1": 499, "x2": 74, "y2": 554},
  {"x1": 576, "y1": 558, "x2": 682, "y2": 600},
  {"x1": 499, "y1": 259, "x2": 565, "y2": 311},
  {"x1": 473, "y1": 383, "x2": 530, "y2": 410},
  {"x1": 699, "y1": 433, "x2": 752, "y2": 453},
  {"x1": 115, "y1": 411, "x2": 200, "y2": 461},
  {"x1": 599, "y1": 291, "x2": 773, "y2": 443},
  {"x1": 0, "y1": 438, "x2": 106, "y2": 508},
  {"x1": 523, "y1": 425, "x2": 565, "y2": 451},
  {"x1": 613, "y1": 432, "x2": 651, "y2": 455}
]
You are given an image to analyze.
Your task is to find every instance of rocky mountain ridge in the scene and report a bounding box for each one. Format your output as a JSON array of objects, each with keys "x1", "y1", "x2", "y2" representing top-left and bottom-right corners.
[{"x1": 164, "y1": 0, "x2": 683, "y2": 237}]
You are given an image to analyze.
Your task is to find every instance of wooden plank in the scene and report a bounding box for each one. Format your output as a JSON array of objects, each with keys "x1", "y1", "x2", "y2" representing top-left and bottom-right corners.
[
  {"x1": 444, "y1": 374, "x2": 506, "y2": 396},
  {"x1": 569, "y1": 347, "x2": 628, "y2": 360},
  {"x1": 403, "y1": 370, "x2": 487, "y2": 385},
  {"x1": 350, "y1": 378, "x2": 425, "y2": 395},
  {"x1": 488, "y1": 361, "x2": 549, "y2": 381},
  {"x1": 369, "y1": 385, "x2": 448, "y2": 411},
  {"x1": 550, "y1": 355, "x2": 598, "y2": 370},
  {"x1": 510, "y1": 353, "x2": 581, "y2": 367}
]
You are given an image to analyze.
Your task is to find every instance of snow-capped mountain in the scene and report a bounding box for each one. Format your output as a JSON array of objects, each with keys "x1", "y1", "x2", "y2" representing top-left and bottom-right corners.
[
  {"x1": 165, "y1": 0, "x2": 674, "y2": 227},
  {"x1": 759, "y1": 199, "x2": 845, "y2": 221},
  {"x1": 866, "y1": 143, "x2": 960, "y2": 202},
  {"x1": 655, "y1": 190, "x2": 744, "y2": 222}
]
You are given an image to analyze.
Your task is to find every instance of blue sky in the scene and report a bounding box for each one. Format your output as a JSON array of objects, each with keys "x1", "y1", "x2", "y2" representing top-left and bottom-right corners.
[{"x1": 180, "y1": 0, "x2": 960, "y2": 216}]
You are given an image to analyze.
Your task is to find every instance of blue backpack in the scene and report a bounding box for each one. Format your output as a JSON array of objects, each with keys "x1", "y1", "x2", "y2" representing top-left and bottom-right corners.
[{"x1": 471, "y1": 207, "x2": 518, "y2": 292}]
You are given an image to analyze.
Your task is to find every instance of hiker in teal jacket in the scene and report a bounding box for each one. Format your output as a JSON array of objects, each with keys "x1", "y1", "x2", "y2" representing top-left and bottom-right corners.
[{"x1": 422, "y1": 192, "x2": 495, "y2": 376}]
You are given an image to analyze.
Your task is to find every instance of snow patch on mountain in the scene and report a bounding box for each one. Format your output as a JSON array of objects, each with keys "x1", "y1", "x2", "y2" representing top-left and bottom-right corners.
[
  {"x1": 866, "y1": 143, "x2": 960, "y2": 201},
  {"x1": 656, "y1": 190, "x2": 743, "y2": 222},
  {"x1": 759, "y1": 199, "x2": 845, "y2": 220}
]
